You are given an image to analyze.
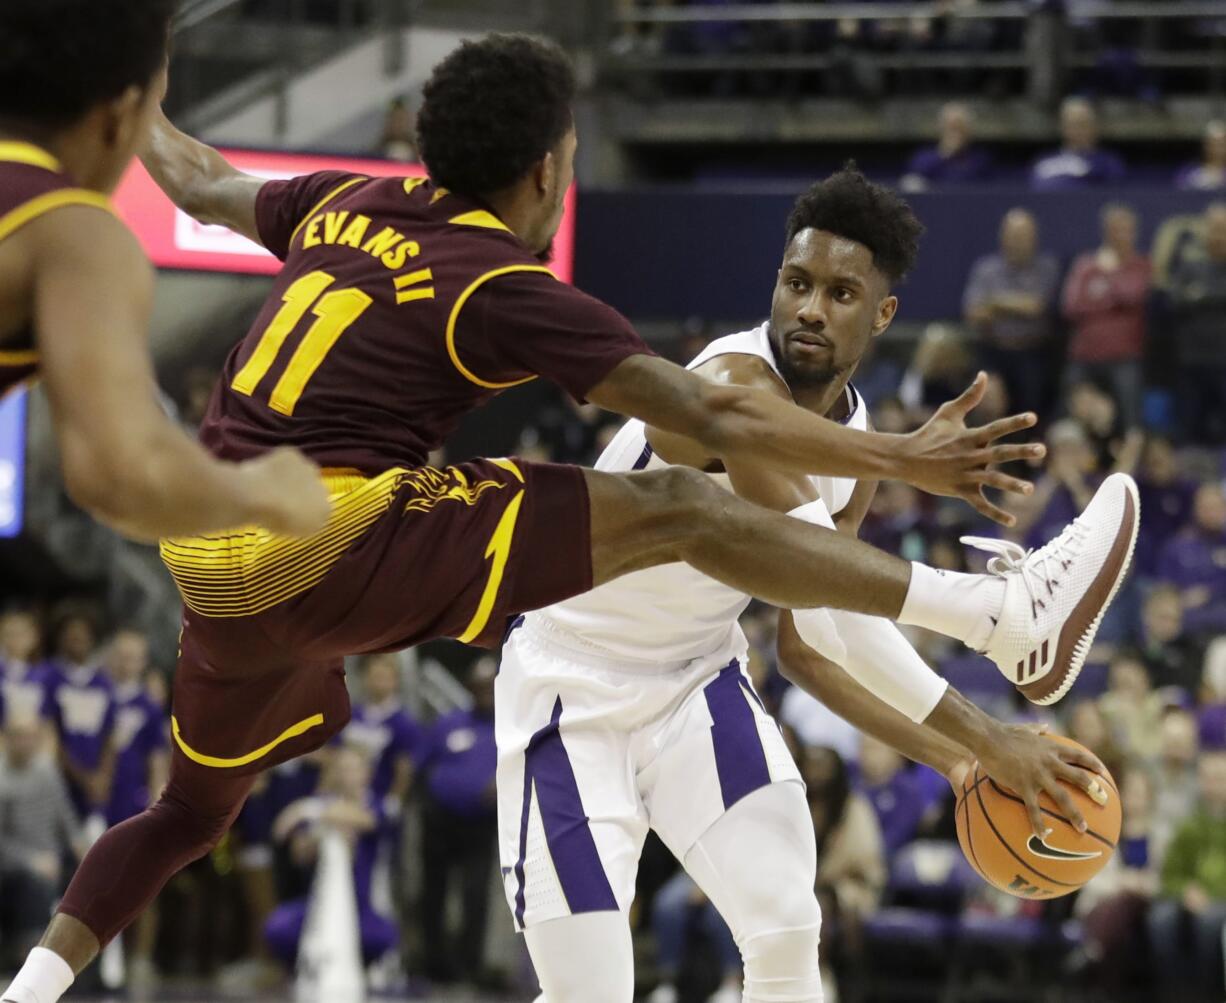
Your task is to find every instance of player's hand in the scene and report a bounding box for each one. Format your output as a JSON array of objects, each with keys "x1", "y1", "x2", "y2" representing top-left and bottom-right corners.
[
  {"x1": 900, "y1": 372, "x2": 1046, "y2": 526},
  {"x1": 241, "y1": 448, "x2": 333, "y2": 537},
  {"x1": 963, "y1": 723, "x2": 1109, "y2": 839}
]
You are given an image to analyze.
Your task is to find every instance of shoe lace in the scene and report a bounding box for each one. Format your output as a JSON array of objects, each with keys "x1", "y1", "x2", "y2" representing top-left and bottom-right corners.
[{"x1": 961, "y1": 518, "x2": 1090, "y2": 620}]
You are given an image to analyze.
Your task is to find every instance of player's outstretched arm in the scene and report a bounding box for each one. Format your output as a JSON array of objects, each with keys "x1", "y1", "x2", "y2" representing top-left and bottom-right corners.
[
  {"x1": 141, "y1": 109, "x2": 264, "y2": 244},
  {"x1": 589, "y1": 354, "x2": 1044, "y2": 526},
  {"x1": 33, "y1": 207, "x2": 332, "y2": 542},
  {"x1": 776, "y1": 611, "x2": 1108, "y2": 838}
]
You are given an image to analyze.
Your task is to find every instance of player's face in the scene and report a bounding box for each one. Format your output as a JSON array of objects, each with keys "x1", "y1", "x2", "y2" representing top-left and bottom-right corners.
[{"x1": 769, "y1": 228, "x2": 896, "y2": 390}]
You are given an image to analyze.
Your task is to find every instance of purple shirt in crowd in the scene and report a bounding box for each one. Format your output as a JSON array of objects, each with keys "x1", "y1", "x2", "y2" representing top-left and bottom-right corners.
[
  {"x1": 0, "y1": 659, "x2": 52, "y2": 725},
  {"x1": 861, "y1": 766, "x2": 929, "y2": 856},
  {"x1": 1030, "y1": 148, "x2": 1127, "y2": 190},
  {"x1": 419, "y1": 709, "x2": 496, "y2": 819},
  {"x1": 904, "y1": 145, "x2": 994, "y2": 186},
  {"x1": 339, "y1": 699, "x2": 421, "y2": 800},
  {"x1": 105, "y1": 682, "x2": 167, "y2": 826},
  {"x1": 1136, "y1": 477, "x2": 1198, "y2": 577},
  {"x1": 1157, "y1": 527, "x2": 1226, "y2": 634},
  {"x1": 44, "y1": 661, "x2": 116, "y2": 815}
]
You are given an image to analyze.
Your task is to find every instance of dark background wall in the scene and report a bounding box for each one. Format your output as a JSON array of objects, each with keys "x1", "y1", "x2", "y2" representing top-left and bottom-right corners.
[{"x1": 574, "y1": 186, "x2": 1220, "y2": 323}]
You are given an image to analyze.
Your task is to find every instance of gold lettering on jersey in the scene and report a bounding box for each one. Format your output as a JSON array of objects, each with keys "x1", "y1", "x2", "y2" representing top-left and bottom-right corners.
[
  {"x1": 336, "y1": 215, "x2": 370, "y2": 248},
  {"x1": 299, "y1": 212, "x2": 423, "y2": 274},
  {"x1": 393, "y1": 268, "x2": 435, "y2": 305},
  {"x1": 322, "y1": 211, "x2": 350, "y2": 244}
]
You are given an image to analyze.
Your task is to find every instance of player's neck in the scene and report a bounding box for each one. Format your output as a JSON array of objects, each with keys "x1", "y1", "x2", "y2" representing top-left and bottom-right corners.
[
  {"x1": 0, "y1": 124, "x2": 97, "y2": 188},
  {"x1": 794, "y1": 376, "x2": 852, "y2": 421}
]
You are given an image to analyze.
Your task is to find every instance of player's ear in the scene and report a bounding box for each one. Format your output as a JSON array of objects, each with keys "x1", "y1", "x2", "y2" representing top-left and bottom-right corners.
[
  {"x1": 102, "y1": 84, "x2": 146, "y2": 151},
  {"x1": 872, "y1": 295, "x2": 899, "y2": 337},
  {"x1": 534, "y1": 150, "x2": 555, "y2": 198}
]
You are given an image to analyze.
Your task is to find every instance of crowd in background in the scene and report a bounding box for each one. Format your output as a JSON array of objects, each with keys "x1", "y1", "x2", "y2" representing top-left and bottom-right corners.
[{"x1": 612, "y1": 0, "x2": 1226, "y2": 104}]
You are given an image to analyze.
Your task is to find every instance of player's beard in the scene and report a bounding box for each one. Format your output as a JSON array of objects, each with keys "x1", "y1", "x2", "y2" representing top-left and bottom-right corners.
[
  {"x1": 535, "y1": 239, "x2": 555, "y2": 264},
  {"x1": 770, "y1": 326, "x2": 848, "y2": 396}
]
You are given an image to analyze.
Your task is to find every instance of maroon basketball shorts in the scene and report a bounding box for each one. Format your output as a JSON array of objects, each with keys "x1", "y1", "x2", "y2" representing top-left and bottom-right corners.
[{"x1": 159, "y1": 458, "x2": 591, "y2": 775}]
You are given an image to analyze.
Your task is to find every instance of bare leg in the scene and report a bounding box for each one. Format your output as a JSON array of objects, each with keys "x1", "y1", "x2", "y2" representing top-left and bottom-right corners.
[
  {"x1": 585, "y1": 467, "x2": 911, "y2": 617},
  {"x1": 38, "y1": 915, "x2": 99, "y2": 975}
]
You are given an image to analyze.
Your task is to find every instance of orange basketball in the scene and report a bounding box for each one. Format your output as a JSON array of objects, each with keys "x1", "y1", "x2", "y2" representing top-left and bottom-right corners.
[{"x1": 955, "y1": 734, "x2": 1121, "y2": 899}]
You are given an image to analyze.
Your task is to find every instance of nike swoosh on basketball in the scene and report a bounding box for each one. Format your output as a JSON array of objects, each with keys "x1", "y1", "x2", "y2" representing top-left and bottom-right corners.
[{"x1": 1025, "y1": 834, "x2": 1102, "y2": 861}]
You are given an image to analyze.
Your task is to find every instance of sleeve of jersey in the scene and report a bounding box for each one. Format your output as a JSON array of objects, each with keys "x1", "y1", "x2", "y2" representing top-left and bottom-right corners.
[
  {"x1": 454, "y1": 270, "x2": 657, "y2": 403},
  {"x1": 254, "y1": 170, "x2": 363, "y2": 260}
]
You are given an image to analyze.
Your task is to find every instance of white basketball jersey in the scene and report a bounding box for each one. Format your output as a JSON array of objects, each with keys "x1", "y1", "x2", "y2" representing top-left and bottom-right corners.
[{"x1": 533, "y1": 322, "x2": 869, "y2": 668}]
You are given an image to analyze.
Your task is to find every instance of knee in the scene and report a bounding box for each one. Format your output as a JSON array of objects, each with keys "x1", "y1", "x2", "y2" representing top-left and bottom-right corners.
[
  {"x1": 738, "y1": 887, "x2": 824, "y2": 1003},
  {"x1": 150, "y1": 788, "x2": 240, "y2": 860}
]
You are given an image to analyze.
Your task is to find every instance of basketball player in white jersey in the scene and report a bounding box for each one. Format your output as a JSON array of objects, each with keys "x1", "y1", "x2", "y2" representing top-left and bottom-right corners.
[{"x1": 495, "y1": 169, "x2": 1133, "y2": 1003}]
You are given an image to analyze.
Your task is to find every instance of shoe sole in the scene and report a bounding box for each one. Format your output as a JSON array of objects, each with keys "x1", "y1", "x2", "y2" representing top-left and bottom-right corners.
[{"x1": 1018, "y1": 475, "x2": 1140, "y2": 706}]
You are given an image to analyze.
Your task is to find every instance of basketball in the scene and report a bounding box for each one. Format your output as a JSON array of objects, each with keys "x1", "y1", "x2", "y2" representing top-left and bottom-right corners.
[{"x1": 955, "y1": 735, "x2": 1121, "y2": 899}]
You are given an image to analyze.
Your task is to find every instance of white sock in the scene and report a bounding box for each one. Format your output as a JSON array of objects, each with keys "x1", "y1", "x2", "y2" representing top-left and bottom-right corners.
[
  {"x1": 897, "y1": 562, "x2": 1005, "y2": 651},
  {"x1": 2, "y1": 947, "x2": 75, "y2": 1003}
]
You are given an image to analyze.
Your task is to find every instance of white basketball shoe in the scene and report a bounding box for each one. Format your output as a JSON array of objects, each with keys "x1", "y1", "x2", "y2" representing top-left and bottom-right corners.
[{"x1": 963, "y1": 472, "x2": 1140, "y2": 705}]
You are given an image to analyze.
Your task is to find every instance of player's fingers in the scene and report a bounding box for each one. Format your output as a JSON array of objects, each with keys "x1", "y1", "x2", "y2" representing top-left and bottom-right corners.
[
  {"x1": 1022, "y1": 786, "x2": 1049, "y2": 839},
  {"x1": 975, "y1": 412, "x2": 1039, "y2": 444},
  {"x1": 972, "y1": 469, "x2": 1035, "y2": 496},
  {"x1": 1052, "y1": 761, "x2": 1109, "y2": 808},
  {"x1": 966, "y1": 488, "x2": 1017, "y2": 528},
  {"x1": 1057, "y1": 742, "x2": 1109, "y2": 778},
  {"x1": 983, "y1": 442, "x2": 1047, "y2": 466},
  {"x1": 1044, "y1": 774, "x2": 1089, "y2": 833},
  {"x1": 938, "y1": 372, "x2": 988, "y2": 419}
]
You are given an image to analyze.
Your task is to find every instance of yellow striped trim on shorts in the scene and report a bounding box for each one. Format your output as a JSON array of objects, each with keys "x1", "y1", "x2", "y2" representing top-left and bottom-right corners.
[{"x1": 172, "y1": 712, "x2": 325, "y2": 769}]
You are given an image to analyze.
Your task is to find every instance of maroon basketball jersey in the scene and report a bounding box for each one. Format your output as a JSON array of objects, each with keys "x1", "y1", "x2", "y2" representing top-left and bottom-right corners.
[
  {"x1": 0, "y1": 142, "x2": 115, "y2": 398},
  {"x1": 202, "y1": 172, "x2": 652, "y2": 473}
]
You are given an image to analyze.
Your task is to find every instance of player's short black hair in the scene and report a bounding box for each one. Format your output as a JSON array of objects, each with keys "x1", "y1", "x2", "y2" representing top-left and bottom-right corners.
[
  {"x1": 0, "y1": 0, "x2": 175, "y2": 130},
  {"x1": 785, "y1": 165, "x2": 924, "y2": 285},
  {"x1": 416, "y1": 33, "x2": 576, "y2": 199}
]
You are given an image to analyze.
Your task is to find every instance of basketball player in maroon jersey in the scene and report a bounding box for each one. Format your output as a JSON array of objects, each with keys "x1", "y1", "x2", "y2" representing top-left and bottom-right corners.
[
  {"x1": 6, "y1": 33, "x2": 1137, "y2": 1003},
  {"x1": 0, "y1": 0, "x2": 329, "y2": 552}
]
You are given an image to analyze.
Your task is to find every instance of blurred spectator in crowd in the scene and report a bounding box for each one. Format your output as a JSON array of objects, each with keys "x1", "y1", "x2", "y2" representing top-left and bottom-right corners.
[
  {"x1": 900, "y1": 102, "x2": 993, "y2": 191},
  {"x1": 1099, "y1": 650, "x2": 1165, "y2": 764},
  {"x1": 265, "y1": 746, "x2": 399, "y2": 969},
  {"x1": 804, "y1": 745, "x2": 885, "y2": 995},
  {"x1": 0, "y1": 713, "x2": 82, "y2": 966},
  {"x1": 43, "y1": 611, "x2": 116, "y2": 822},
  {"x1": 1030, "y1": 98, "x2": 1127, "y2": 189},
  {"x1": 963, "y1": 208, "x2": 1060, "y2": 415},
  {"x1": 100, "y1": 629, "x2": 167, "y2": 984},
  {"x1": 778, "y1": 687, "x2": 861, "y2": 766},
  {"x1": 1015, "y1": 419, "x2": 1101, "y2": 545},
  {"x1": 858, "y1": 736, "x2": 928, "y2": 856},
  {"x1": 339, "y1": 654, "x2": 419, "y2": 813},
  {"x1": 380, "y1": 97, "x2": 417, "y2": 162},
  {"x1": 1148, "y1": 749, "x2": 1226, "y2": 1001},
  {"x1": 859, "y1": 480, "x2": 927, "y2": 562},
  {"x1": 1066, "y1": 699, "x2": 1126, "y2": 781},
  {"x1": 1157, "y1": 482, "x2": 1226, "y2": 636},
  {"x1": 1176, "y1": 120, "x2": 1226, "y2": 191},
  {"x1": 519, "y1": 391, "x2": 620, "y2": 466},
  {"x1": 0, "y1": 609, "x2": 49, "y2": 727},
  {"x1": 1169, "y1": 203, "x2": 1226, "y2": 442},
  {"x1": 647, "y1": 873, "x2": 741, "y2": 1003},
  {"x1": 418, "y1": 657, "x2": 498, "y2": 985},
  {"x1": 1073, "y1": 768, "x2": 1159, "y2": 995},
  {"x1": 1148, "y1": 706, "x2": 1201, "y2": 863},
  {"x1": 897, "y1": 323, "x2": 975, "y2": 419},
  {"x1": 103, "y1": 630, "x2": 167, "y2": 828},
  {"x1": 1137, "y1": 585, "x2": 1204, "y2": 693},
  {"x1": 1135, "y1": 436, "x2": 1197, "y2": 577},
  {"x1": 1061, "y1": 204, "x2": 1151, "y2": 428}
]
